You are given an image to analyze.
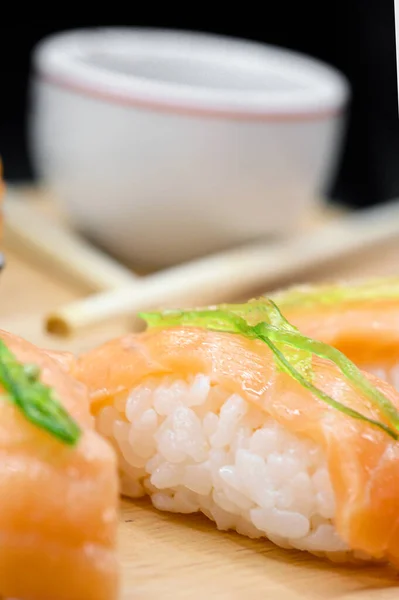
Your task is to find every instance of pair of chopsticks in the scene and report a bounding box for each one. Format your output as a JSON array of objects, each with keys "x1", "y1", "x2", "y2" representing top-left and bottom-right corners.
[{"x1": 5, "y1": 192, "x2": 399, "y2": 337}]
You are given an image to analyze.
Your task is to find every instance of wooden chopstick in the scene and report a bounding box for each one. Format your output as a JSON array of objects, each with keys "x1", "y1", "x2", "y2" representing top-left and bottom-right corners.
[
  {"x1": 4, "y1": 192, "x2": 136, "y2": 291},
  {"x1": 45, "y1": 199, "x2": 399, "y2": 336}
]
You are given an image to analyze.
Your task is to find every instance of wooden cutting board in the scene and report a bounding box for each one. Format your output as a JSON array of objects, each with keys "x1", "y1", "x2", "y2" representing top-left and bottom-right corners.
[{"x1": 2, "y1": 195, "x2": 399, "y2": 599}]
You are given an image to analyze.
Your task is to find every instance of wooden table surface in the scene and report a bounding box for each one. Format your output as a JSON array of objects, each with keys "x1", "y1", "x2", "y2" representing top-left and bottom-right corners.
[{"x1": 2, "y1": 190, "x2": 399, "y2": 599}]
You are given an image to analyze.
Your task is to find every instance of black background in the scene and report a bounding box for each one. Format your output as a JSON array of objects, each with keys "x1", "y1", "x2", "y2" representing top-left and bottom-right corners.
[{"x1": 0, "y1": 3, "x2": 398, "y2": 208}]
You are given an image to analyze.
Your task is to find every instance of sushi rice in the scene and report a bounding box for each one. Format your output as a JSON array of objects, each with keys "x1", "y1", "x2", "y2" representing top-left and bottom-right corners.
[{"x1": 96, "y1": 372, "x2": 375, "y2": 564}]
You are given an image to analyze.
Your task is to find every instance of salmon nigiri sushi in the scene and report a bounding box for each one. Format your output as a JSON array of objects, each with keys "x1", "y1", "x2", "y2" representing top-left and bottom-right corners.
[
  {"x1": 271, "y1": 277, "x2": 399, "y2": 388},
  {"x1": 0, "y1": 329, "x2": 119, "y2": 600},
  {"x1": 74, "y1": 299, "x2": 399, "y2": 568}
]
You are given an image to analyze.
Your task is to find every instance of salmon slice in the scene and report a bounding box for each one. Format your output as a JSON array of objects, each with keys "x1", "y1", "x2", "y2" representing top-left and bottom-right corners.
[
  {"x1": 0, "y1": 329, "x2": 119, "y2": 600},
  {"x1": 74, "y1": 324, "x2": 399, "y2": 568},
  {"x1": 271, "y1": 278, "x2": 399, "y2": 387}
]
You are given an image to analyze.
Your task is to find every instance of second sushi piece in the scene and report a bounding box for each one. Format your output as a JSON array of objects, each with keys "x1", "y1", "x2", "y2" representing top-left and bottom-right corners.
[
  {"x1": 0, "y1": 329, "x2": 119, "y2": 600},
  {"x1": 271, "y1": 277, "x2": 399, "y2": 388},
  {"x1": 74, "y1": 299, "x2": 399, "y2": 568}
]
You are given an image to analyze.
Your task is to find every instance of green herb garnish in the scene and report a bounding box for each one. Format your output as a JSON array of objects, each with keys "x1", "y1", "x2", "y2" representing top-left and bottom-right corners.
[
  {"x1": 0, "y1": 340, "x2": 81, "y2": 445},
  {"x1": 270, "y1": 277, "x2": 399, "y2": 310},
  {"x1": 140, "y1": 299, "x2": 399, "y2": 440}
]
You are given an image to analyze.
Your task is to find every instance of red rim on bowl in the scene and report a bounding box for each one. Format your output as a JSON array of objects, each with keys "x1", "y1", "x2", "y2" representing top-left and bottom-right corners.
[{"x1": 32, "y1": 28, "x2": 350, "y2": 122}]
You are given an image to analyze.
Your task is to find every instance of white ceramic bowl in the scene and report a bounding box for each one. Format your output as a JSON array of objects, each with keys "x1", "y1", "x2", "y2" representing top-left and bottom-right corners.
[{"x1": 29, "y1": 28, "x2": 350, "y2": 267}]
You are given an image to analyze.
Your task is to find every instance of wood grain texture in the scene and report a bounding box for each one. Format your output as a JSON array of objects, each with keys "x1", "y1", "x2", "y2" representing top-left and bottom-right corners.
[{"x1": 1, "y1": 194, "x2": 399, "y2": 599}]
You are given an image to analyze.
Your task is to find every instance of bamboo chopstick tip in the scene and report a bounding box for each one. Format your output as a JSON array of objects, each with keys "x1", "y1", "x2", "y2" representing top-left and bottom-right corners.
[{"x1": 45, "y1": 314, "x2": 72, "y2": 337}]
